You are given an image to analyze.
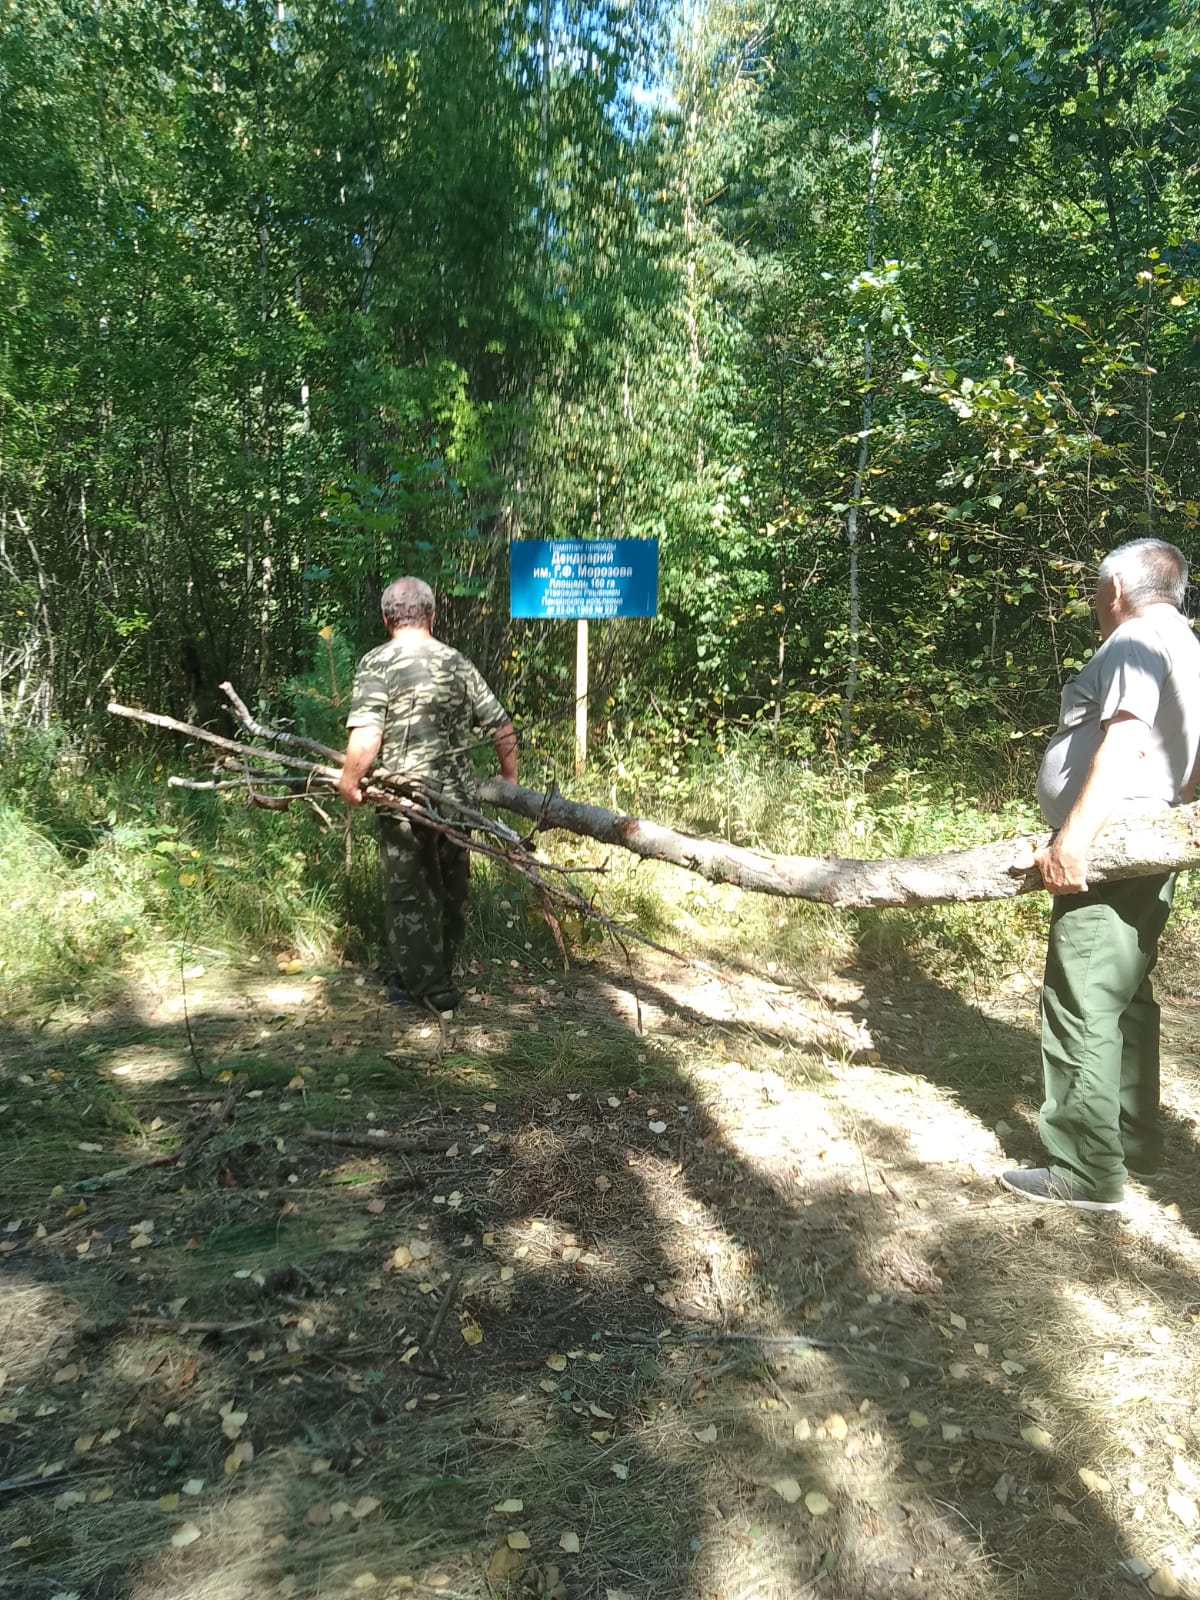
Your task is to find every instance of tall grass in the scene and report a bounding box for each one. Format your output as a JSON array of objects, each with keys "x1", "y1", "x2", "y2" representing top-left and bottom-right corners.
[{"x1": 0, "y1": 719, "x2": 1118, "y2": 1020}]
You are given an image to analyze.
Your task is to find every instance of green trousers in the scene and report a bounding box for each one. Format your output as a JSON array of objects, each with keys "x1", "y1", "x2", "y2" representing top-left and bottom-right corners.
[
  {"x1": 377, "y1": 813, "x2": 470, "y2": 999},
  {"x1": 1039, "y1": 872, "x2": 1175, "y2": 1202}
]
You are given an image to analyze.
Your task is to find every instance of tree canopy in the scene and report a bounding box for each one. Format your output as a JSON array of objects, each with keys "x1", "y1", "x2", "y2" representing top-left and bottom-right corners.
[{"x1": 2, "y1": 0, "x2": 1199, "y2": 752}]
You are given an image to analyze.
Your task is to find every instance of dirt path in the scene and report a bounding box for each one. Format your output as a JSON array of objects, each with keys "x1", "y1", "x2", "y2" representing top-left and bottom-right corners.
[{"x1": 3, "y1": 951, "x2": 1200, "y2": 1600}]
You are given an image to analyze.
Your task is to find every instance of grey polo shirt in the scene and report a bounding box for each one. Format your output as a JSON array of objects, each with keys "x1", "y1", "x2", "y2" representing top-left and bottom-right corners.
[{"x1": 1037, "y1": 605, "x2": 1200, "y2": 829}]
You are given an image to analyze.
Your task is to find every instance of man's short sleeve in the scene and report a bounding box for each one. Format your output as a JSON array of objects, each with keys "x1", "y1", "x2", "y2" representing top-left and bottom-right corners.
[
  {"x1": 1096, "y1": 631, "x2": 1168, "y2": 728},
  {"x1": 465, "y1": 662, "x2": 508, "y2": 733},
  {"x1": 346, "y1": 659, "x2": 389, "y2": 732}
]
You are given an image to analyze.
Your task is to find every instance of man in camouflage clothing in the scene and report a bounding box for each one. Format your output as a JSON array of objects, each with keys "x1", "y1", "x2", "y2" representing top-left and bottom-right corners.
[{"x1": 336, "y1": 577, "x2": 517, "y2": 1011}]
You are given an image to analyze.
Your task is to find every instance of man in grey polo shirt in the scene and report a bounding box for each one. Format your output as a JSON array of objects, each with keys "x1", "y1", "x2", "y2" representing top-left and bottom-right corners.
[{"x1": 1002, "y1": 537, "x2": 1200, "y2": 1211}]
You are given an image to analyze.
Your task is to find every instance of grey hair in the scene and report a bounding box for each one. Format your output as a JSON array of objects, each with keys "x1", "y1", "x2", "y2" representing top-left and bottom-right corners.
[
  {"x1": 381, "y1": 576, "x2": 436, "y2": 630},
  {"x1": 1097, "y1": 538, "x2": 1189, "y2": 609}
]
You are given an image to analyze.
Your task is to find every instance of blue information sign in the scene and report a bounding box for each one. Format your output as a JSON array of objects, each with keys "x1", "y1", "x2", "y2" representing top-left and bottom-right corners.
[{"x1": 510, "y1": 539, "x2": 659, "y2": 620}]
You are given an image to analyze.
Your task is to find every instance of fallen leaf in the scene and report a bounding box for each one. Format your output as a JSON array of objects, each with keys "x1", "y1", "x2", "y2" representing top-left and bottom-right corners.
[
  {"x1": 352, "y1": 1575, "x2": 377, "y2": 1590},
  {"x1": 52, "y1": 1364, "x2": 80, "y2": 1385},
  {"x1": 171, "y1": 1522, "x2": 202, "y2": 1548},
  {"x1": 1167, "y1": 1488, "x2": 1198, "y2": 1527},
  {"x1": 559, "y1": 1531, "x2": 580, "y2": 1553},
  {"x1": 1148, "y1": 1569, "x2": 1182, "y2": 1597},
  {"x1": 366, "y1": 1199, "x2": 385, "y2": 1215},
  {"x1": 493, "y1": 1499, "x2": 524, "y2": 1514},
  {"x1": 992, "y1": 1473, "x2": 1011, "y2": 1506},
  {"x1": 823, "y1": 1413, "x2": 848, "y2": 1440},
  {"x1": 611, "y1": 1463, "x2": 629, "y2": 1480},
  {"x1": 1050, "y1": 1503, "x2": 1081, "y2": 1526},
  {"x1": 225, "y1": 1441, "x2": 254, "y2": 1475},
  {"x1": 1020, "y1": 1425, "x2": 1053, "y2": 1452},
  {"x1": 506, "y1": 1530, "x2": 532, "y2": 1550},
  {"x1": 409, "y1": 1238, "x2": 432, "y2": 1261},
  {"x1": 546, "y1": 1354, "x2": 568, "y2": 1373},
  {"x1": 771, "y1": 1477, "x2": 802, "y2": 1504},
  {"x1": 310, "y1": 1458, "x2": 332, "y2": 1475},
  {"x1": 594, "y1": 1175, "x2": 611, "y2": 1192},
  {"x1": 908, "y1": 1411, "x2": 928, "y2": 1429},
  {"x1": 305, "y1": 1503, "x2": 332, "y2": 1525},
  {"x1": 460, "y1": 1316, "x2": 484, "y2": 1346},
  {"x1": 941, "y1": 1423, "x2": 963, "y2": 1442},
  {"x1": 805, "y1": 1491, "x2": 831, "y2": 1516},
  {"x1": 589, "y1": 1403, "x2": 614, "y2": 1420},
  {"x1": 220, "y1": 1411, "x2": 248, "y2": 1441},
  {"x1": 487, "y1": 1544, "x2": 525, "y2": 1583},
  {"x1": 694, "y1": 1425, "x2": 718, "y2": 1444},
  {"x1": 648, "y1": 1120, "x2": 667, "y2": 1134},
  {"x1": 351, "y1": 1496, "x2": 380, "y2": 1520},
  {"x1": 1001, "y1": 1360, "x2": 1026, "y2": 1375},
  {"x1": 158, "y1": 1493, "x2": 181, "y2": 1511},
  {"x1": 973, "y1": 1342, "x2": 989, "y2": 1357},
  {"x1": 1076, "y1": 1467, "x2": 1110, "y2": 1494},
  {"x1": 1173, "y1": 1455, "x2": 1200, "y2": 1492},
  {"x1": 74, "y1": 1434, "x2": 96, "y2": 1454},
  {"x1": 948, "y1": 1362, "x2": 969, "y2": 1380},
  {"x1": 182, "y1": 1478, "x2": 204, "y2": 1496},
  {"x1": 389, "y1": 1246, "x2": 413, "y2": 1270},
  {"x1": 500, "y1": 1265, "x2": 515, "y2": 1282},
  {"x1": 90, "y1": 1485, "x2": 114, "y2": 1504},
  {"x1": 948, "y1": 1313, "x2": 966, "y2": 1330},
  {"x1": 1150, "y1": 1325, "x2": 1171, "y2": 1346}
]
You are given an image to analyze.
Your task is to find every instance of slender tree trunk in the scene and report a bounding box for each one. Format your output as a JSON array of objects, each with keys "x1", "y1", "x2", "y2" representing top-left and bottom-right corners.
[{"x1": 840, "y1": 111, "x2": 883, "y2": 745}]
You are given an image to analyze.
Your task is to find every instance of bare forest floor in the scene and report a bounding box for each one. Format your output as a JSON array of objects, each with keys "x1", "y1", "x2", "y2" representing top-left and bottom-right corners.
[{"x1": 5, "y1": 935, "x2": 1200, "y2": 1600}]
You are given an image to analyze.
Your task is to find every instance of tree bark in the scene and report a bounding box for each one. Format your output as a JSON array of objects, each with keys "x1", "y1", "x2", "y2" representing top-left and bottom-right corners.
[{"x1": 477, "y1": 777, "x2": 1200, "y2": 909}]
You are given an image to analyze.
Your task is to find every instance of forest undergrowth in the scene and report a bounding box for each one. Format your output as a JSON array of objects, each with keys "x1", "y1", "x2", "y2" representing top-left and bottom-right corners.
[{"x1": 7, "y1": 729, "x2": 1200, "y2": 1600}]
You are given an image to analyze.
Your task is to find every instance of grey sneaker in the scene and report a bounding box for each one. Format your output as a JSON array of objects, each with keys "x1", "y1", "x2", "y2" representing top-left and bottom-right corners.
[{"x1": 999, "y1": 1167, "x2": 1124, "y2": 1213}]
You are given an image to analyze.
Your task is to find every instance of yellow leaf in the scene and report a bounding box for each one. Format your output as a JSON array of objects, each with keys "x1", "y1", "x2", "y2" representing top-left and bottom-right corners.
[
  {"x1": 171, "y1": 1522, "x2": 202, "y2": 1548},
  {"x1": 318, "y1": 625, "x2": 335, "y2": 640},
  {"x1": 546, "y1": 1354, "x2": 568, "y2": 1373},
  {"x1": 460, "y1": 1316, "x2": 484, "y2": 1347},
  {"x1": 352, "y1": 1575, "x2": 377, "y2": 1591},
  {"x1": 805, "y1": 1491, "x2": 831, "y2": 1516},
  {"x1": 487, "y1": 1544, "x2": 526, "y2": 1583},
  {"x1": 493, "y1": 1499, "x2": 524, "y2": 1514},
  {"x1": 908, "y1": 1412, "x2": 928, "y2": 1429},
  {"x1": 948, "y1": 1313, "x2": 966, "y2": 1330},
  {"x1": 823, "y1": 1413, "x2": 848, "y2": 1440},
  {"x1": 1020, "y1": 1425, "x2": 1053, "y2": 1452},
  {"x1": 560, "y1": 1531, "x2": 580, "y2": 1553},
  {"x1": 158, "y1": 1493, "x2": 181, "y2": 1511},
  {"x1": 589, "y1": 1403, "x2": 614, "y2": 1420},
  {"x1": 351, "y1": 1496, "x2": 380, "y2": 1520},
  {"x1": 74, "y1": 1434, "x2": 96, "y2": 1454},
  {"x1": 89, "y1": 1485, "x2": 114, "y2": 1504},
  {"x1": 771, "y1": 1477, "x2": 803, "y2": 1504},
  {"x1": 221, "y1": 1412, "x2": 248, "y2": 1440},
  {"x1": 506, "y1": 1530, "x2": 532, "y2": 1550},
  {"x1": 1149, "y1": 1570, "x2": 1182, "y2": 1597},
  {"x1": 1077, "y1": 1467, "x2": 1110, "y2": 1494}
]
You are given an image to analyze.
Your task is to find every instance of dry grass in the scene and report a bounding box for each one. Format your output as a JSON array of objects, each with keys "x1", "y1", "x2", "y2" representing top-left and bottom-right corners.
[{"x1": 3, "y1": 933, "x2": 1200, "y2": 1600}]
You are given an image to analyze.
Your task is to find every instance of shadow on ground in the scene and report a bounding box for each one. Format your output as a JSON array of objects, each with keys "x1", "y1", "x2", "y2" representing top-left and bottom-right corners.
[{"x1": 2, "y1": 942, "x2": 1199, "y2": 1600}]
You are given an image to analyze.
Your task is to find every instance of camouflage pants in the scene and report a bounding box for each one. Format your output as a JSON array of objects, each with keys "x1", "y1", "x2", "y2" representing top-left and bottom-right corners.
[{"x1": 376, "y1": 813, "x2": 470, "y2": 998}]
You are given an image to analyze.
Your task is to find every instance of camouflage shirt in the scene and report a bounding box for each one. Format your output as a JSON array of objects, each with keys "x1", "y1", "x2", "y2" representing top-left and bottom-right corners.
[{"x1": 346, "y1": 633, "x2": 508, "y2": 806}]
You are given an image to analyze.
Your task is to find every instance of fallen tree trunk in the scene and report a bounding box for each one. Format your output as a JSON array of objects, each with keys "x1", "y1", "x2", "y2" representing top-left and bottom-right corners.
[{"x1": 477, "y1": 778, "x2": 1200, "y2": 908}]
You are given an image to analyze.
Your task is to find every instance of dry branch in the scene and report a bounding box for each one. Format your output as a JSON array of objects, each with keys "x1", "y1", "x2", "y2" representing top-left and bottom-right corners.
[
  {"x1": 110, "y1": 694, "x2": 1200, "y2": 911},
  {"x1": 479, "y1": 777, "x2": 1200, "y2": 908}
]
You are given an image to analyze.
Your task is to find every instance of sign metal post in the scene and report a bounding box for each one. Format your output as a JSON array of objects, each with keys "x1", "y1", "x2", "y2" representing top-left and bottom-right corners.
[{"x1": 509, "y1": 538, "x2": 659, "y2": 775}]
